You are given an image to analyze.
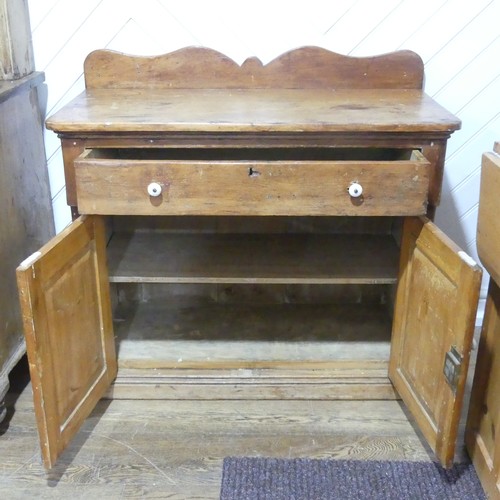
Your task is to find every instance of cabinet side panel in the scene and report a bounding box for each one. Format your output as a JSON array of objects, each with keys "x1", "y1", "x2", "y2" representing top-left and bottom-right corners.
[
  {"x1": 466, "y1": 279, "x2": 500, "y2": 499},
  {"x1": 477, "y1": 152, "x2": 500, "y2": 284},
  {"x1": 0, "y1": 80, "x2": 54, "y2": 396}
]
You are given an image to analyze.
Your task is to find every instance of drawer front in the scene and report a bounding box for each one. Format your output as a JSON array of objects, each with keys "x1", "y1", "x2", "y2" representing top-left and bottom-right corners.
[{"x1": 74, "y1": 152, "x2": 429, "y2": 216}]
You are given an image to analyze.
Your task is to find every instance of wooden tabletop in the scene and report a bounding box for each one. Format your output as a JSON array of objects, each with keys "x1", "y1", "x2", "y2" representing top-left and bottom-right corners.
[{"x1": 46, "y1": 88, "x2": 460, "y2": 135}]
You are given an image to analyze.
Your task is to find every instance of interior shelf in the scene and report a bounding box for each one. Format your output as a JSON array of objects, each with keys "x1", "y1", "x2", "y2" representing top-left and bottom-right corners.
[
  {"x1": 107, "y1": 232, "x2": 400, "y2": 284},
  {"x1": 113, "y1": 299, "x2": 392, "y2": 369}
]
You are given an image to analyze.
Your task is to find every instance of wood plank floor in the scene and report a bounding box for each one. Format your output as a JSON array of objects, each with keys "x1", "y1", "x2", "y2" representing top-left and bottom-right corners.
[{"x1": 0, "y1": 359, "x2": 471, "y2": 500}]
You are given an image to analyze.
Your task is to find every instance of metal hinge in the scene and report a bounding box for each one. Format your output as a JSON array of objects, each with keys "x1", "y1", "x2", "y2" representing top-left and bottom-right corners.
[{"x1": 443, "y1": 346, "x2": 463, "y2": 394}]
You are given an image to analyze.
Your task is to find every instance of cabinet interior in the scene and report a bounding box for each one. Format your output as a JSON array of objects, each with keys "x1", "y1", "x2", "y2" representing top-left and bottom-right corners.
[
  {"x1": 24, "y1": 46, "x2": 470, "y2": 468},
  {"x1": 85, "y1": 147, "x2": 415, "y2": 162},
  {"x1": 106, "y1": 214, "x2": 402, "y2": 370}
]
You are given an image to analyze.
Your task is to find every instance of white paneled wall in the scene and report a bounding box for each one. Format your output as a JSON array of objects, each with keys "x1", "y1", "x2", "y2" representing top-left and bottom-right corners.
[{"x1": 29, "y1": 0, "x2": 500, "y2": 301}]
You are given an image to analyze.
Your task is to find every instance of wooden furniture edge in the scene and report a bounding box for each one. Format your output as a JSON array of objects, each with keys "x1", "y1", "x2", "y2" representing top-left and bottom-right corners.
[
  {"x1": 51, "y1": 132, "x2": 452, "y2": 217},
  {"x1": 0, "y1": 71, "x2": 44, "y2": 103},
  {"x1": 84, "y1": 46, "x2": 424, "y2": 90}
]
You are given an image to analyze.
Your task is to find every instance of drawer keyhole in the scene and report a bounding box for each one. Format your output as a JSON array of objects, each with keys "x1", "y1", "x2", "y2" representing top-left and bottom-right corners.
[{"x1": 248, "y1": 167, "x2": 261, "y2": 177}]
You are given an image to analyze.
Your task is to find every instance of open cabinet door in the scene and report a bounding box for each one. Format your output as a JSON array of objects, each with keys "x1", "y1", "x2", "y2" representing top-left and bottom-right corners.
[
  {"x1": 16, "y1": 215, "x2": 116, "y2": 468},
  {"x1": 389, "y1": 217, "x2": 482, "y2": 468}
]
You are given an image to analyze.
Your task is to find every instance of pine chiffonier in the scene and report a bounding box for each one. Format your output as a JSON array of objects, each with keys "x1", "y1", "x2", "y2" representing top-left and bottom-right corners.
[{"x1": 16, "y1": 47, "x2": 482, "y2": 469}]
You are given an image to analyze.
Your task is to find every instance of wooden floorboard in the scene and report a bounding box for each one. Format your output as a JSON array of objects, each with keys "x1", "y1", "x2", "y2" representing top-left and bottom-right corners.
[{"x1": 0, "y1": 360, "x2": 472, "y2": 500}]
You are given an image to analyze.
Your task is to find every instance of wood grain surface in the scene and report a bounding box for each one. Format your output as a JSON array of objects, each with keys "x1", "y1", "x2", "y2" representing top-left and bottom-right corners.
[
  {"x1": 83, "y1": 46, "x2": 425, "y2": 90},
  {"x1": 16, "y1": 216, "x2": 116, "y2": 468},
  {"x1": 46, "y1": 88, "x2": 460, "y2": 135},
  {"x1": 107, "y1": 232, "x2": 400, "y2": 284},
  {"x1": 466, "y1": 280, "x2": 500, "y2": 500},
  {"x1": 477, "y1": 148, "x2": 500, "y2": 284},
  {"x1": 389, "y1": 217, "x2": 482, "y2": 468},
  {"x1": 0, "y1": 75, "x2": 54, "y2": 418},
  {"x1": 112, "y1": 300, "x2": 392, "y2": 364},
  {"x1": 0, "y1": 375, "x2": 471, "y2": 499},
  {"x1": 74, "y1": 150, "x2": 429, "y2": 217},
  {"x1": 465, "y1": 142, "x2": 500, "y2": 500}
]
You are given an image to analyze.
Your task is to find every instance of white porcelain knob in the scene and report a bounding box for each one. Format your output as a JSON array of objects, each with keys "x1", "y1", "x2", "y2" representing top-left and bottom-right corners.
[
  {"x1": 348, "y1": 182, "x2": 363, "y2": 198},
  {"x1": 147, "y1": 182, "x2": 162, "y2": 197}
]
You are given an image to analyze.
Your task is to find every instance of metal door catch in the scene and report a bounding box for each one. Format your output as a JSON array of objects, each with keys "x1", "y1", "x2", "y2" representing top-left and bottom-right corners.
[{"x1": 443, "y1": 345, "x2": 462, "y2": 394}]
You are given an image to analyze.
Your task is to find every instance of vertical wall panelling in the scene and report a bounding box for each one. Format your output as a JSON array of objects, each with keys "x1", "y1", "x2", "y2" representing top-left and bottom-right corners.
[{"x1": 28, "y1": 0, "x2": 499, "y2": 308}]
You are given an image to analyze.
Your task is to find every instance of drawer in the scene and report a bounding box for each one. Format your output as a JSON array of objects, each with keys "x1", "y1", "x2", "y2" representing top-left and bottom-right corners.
[{"x1": 74, "y1": 148, "x2": 430, "y2": 216}]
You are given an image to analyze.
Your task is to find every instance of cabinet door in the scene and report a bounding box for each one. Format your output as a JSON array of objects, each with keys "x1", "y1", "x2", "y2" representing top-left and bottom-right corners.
[
  {"x1": 389, "y1": 216, "x2": 481, "y2": 468},
  {"x1": 16, "y1": 215, "x2": 116, "y2": 468}
]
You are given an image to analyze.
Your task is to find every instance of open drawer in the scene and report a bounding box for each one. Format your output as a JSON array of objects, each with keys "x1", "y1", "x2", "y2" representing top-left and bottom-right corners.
[{"x1": 74, "y1": 148, "x2": 430, "y2": 216}]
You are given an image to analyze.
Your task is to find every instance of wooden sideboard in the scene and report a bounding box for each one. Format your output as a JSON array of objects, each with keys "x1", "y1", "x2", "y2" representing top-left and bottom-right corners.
[
  {"x1": 16, "y1": 47, "x2": 482, "y2": 469},
  {"x1": 466, "y1": 142, "x2": 500, "y2": 499}
]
